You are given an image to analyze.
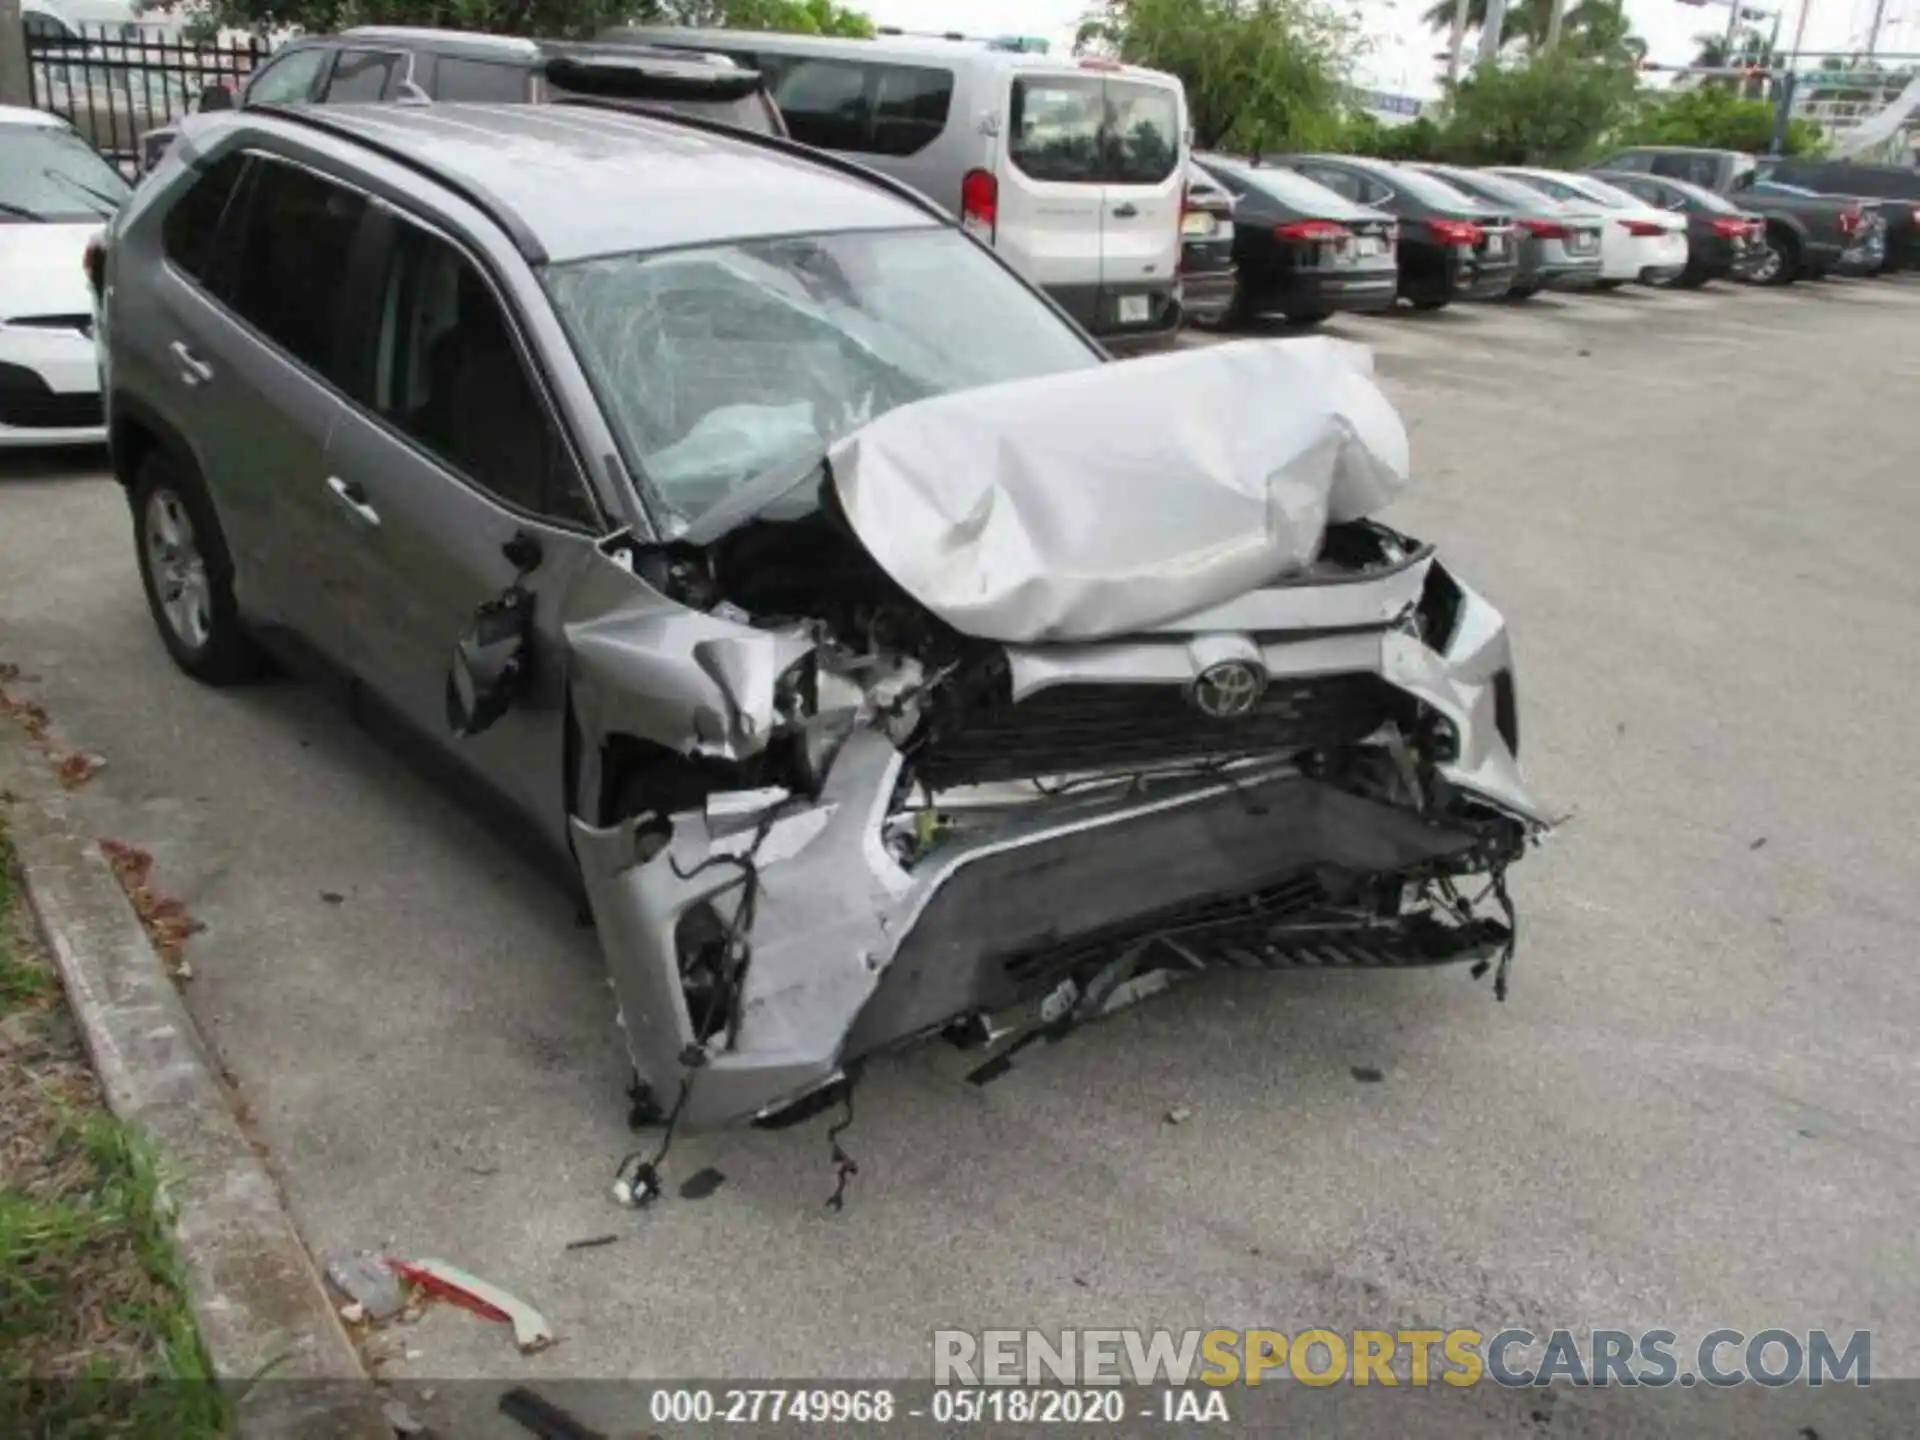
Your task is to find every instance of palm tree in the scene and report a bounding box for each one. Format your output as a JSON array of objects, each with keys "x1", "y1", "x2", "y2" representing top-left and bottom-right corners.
[
  {"x1": 1419, "y1": 0, "x2": 1640, "y2": 59},
  {"x1": 1689, "y1": 26, "x2": 1775, "y2": 98}
]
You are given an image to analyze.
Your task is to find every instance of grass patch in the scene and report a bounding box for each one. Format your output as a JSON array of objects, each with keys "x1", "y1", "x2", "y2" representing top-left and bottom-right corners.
[{"x1": 0, "y1": 819, "x2": 230, "y2": 1437}]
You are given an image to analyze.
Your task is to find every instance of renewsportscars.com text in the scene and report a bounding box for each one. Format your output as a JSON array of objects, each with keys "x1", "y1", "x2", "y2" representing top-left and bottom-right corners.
[{"x1": 933, "y1": 1327, "x2": 1871, "y2": 1388}]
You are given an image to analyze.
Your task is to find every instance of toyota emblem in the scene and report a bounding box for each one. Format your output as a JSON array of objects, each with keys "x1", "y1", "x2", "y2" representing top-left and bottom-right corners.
[{"x1": 1192, "y1": 661, "x2": 1267, "y2": 719}]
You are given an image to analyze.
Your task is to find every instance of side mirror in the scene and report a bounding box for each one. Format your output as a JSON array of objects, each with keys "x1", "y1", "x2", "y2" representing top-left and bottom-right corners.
[
  {"x1": 197, "y1": 84, "x2": 235, "y2": 112},
  {"x1": 446, "y1": 587, "x2": 535, "y2": 738}
]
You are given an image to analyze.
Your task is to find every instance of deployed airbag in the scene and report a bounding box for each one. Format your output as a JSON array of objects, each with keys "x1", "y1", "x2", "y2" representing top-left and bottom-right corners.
[{"x1": 827, "y1": 337, "x2": 1410, "y2": 643}]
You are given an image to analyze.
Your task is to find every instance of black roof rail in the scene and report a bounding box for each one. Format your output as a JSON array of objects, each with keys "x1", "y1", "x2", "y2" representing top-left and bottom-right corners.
[
  {"x1": 544, "y1": 94, "x2": 955, "y2": 225},
  {"x1": 246, "y1": 103, "x2": 552, "y2": 261}
]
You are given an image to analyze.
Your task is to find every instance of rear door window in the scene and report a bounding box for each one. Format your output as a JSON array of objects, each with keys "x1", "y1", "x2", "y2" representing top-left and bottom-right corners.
[
  {"x1": 216, "y1": 156, "x2": 368, "y2": 387},
  {"x1": 1105, "y1": 80, "x2": 1178, "y2": 185},
  {"x1": 431, "y1": 57, "x2": 531, "y2": 102},
  {"x1": 1010, "y1": 76, "x2": 1180, "y2": 185},
  {"x1": 321, "y1": 49, "x2": 404, "y2": 103},
  {"x1": 1010, "y1": 75, "x2": 1104, "y2": 182}
]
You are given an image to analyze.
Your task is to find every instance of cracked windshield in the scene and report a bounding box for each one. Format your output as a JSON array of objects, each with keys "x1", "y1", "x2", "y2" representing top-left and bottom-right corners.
[{"x1": 542, "y1": 227, "x2": 1097, "y2": 523}]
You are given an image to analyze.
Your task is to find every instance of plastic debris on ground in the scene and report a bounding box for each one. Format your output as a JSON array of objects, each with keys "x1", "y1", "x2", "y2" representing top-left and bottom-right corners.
[{"x1": 388, "y1": 1257, "x2": 556, "y2": 1355}]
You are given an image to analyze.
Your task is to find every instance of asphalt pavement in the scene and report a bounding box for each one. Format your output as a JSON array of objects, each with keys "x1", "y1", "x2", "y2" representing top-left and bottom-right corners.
[{"x1": 3, "y1": 278, "x2": 1918, "y2": 1432}]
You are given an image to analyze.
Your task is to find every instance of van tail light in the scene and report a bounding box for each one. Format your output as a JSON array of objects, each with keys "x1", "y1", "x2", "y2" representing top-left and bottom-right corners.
[
  {"x1": 1517, "y1": 218, "x2": 1568, "y2": 239},
  {"x1": 1840, "y1": 205, "x2": 1862, "y2": 235},
  {"x1": 1620, "y1": 219, "x2": 1665, "y2": 237},
  {"x1": 83, "y1": 235, "x2": 106, "y2": 299},
  {"x1": 1274, "y1": 219, "x2": 1348, "y2": 243},
  {"x1": 1709, "y1": 217, "x2": 1748, "y2": 238},
  {"x1": 1427, "y1": 218, "x2": 1484, "y2": 246},
  {"x1": 959, "y1": 168, "x2": 997, "y2": 244},
  {"x1": 1911, "y1": 206, "x2": 1920, "y2": 225}
]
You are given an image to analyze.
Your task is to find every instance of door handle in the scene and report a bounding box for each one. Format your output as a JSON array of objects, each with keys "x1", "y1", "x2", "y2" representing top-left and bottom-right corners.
[
  {"x1": 1112, "y1": 202, "x2": 1139, "y2": 219},
  {"x1": 169, "y1": 340, "x2": 214, "y2": 386},
  {"x1": 325, "y1": 475, "x2": 381, "y2": 531}
]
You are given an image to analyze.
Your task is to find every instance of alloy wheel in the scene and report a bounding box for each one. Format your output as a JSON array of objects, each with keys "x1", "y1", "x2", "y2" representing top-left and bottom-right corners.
[{"x1": 144, "y1": 486, "x2": 212, "y2": 653}]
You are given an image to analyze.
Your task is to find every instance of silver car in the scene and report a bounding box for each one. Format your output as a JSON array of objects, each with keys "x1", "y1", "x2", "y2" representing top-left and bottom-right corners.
[{"x1": 97, "y1": 101, "x2": 1548, "y2": 1134}]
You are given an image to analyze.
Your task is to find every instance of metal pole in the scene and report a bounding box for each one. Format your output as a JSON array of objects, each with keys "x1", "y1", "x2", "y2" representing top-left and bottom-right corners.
[
  {"x1": 1787, "y1": 0, "x2": 1813, "y2": 61},
  {"x1": 1447, "y1": 0, "x2": 1471, "y2": 82},
  {"x1": 1867, "y1": 0, "x2": 1889, "y2": 56},
  {"x1": 1724, "y1": 0, "x2": 1743, "y2": 57},
  {"x1": 1545, "y1": 0, "x2": 1567, "y2": 50},
  {"x1": 0, "y1": 0, "x2": 30, "y2": 108}
]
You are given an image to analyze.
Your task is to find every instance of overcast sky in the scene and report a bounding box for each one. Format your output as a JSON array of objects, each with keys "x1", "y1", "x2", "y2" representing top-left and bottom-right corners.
[{"x1": 858, "y1": 0, "x2": 1917, "y2": 99}]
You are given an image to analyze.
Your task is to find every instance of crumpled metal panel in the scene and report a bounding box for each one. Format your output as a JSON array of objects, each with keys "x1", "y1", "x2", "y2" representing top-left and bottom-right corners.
[{"x1": 828, "y1": 336, "x2": 1410, "y2": 644}]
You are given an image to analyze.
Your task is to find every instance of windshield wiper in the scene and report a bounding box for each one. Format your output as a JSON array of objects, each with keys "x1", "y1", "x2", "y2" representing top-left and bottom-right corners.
[
  {"x1": 42, "y1": 167, "x2": 123, "y2": 215},
  {"x1": 0, "y1": 200, "x2": 48, "y2": 222}
]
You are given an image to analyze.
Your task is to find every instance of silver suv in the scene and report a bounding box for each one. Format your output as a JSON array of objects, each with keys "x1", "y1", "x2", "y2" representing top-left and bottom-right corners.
[{"x1": 97, "y1": 101, "x2": 1547, "y2": 1135}]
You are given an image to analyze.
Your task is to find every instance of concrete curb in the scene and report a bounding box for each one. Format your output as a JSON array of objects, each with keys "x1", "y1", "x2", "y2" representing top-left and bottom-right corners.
[{"x1": 1, "y1": 724, "x2": 391, "y2": 1440}]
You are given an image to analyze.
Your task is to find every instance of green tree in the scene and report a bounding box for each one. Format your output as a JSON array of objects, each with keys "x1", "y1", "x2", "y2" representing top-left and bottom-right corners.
[
  {"x1": 1076, "y1": 0, "x2": 1359, "y2": 153},
  {"x1": 1439, "y1": 47, "x2": 1639, "y2": 163},
  {"x1": 158, "y1": 0, "x2": 871, "y2": 39},
  {"x1": 1614, "y1": 83, "x2": 1825, "y2": 154}
]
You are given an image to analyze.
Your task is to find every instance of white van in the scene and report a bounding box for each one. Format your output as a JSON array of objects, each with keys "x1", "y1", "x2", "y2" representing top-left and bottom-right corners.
[{"x1": 602, "y1": 28, "x2": 1191, "y2": 343}]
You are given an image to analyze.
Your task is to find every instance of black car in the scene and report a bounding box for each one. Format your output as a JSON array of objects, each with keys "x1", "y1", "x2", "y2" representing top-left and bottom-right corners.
[
  {"x1": 1271, "y1": 154, "x2": 1519, "y2": 310},
  {"x1": 1411, "y1": 163, "x2": 1607, "y2": 297},
  {"x1": 1591, "y1": 169, "x2": 1762, "y2": 287},
  {"x1": 1190, "y1": 154, "x2": 1397, "y2": 326},
  {"x1": 143, "y1": 26, "x2": 784, "y2": 173},
  {"x1": 1755, "y1": 157, "x2": 1920, "y2": 272},
  {"x1": 1178, "y1": 165, "x2": 1239, "y2": 327}
]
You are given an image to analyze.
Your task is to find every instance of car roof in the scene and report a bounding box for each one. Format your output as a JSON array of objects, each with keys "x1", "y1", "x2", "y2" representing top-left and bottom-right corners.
[{"x1": 243, "y1": 103, "x2": 941, "y2": 264}]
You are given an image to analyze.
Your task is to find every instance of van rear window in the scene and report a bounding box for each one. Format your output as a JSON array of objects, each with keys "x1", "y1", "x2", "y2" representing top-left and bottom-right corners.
[{"x1": 1010, "y1": 76, "x2": 1179, "y2": 187}]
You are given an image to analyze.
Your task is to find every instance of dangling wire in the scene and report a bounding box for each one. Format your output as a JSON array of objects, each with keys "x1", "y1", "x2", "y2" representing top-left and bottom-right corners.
[
  {"x1": 824, "y1": 1075, "x2": 860, "y2": 1212},
  {"x1": 1490, "y1": 865, "x2": 1518, "y2": 1002}
]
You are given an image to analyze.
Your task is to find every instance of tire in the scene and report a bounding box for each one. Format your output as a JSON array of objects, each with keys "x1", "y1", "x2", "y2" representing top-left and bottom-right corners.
[
  {"x1": 1592, "y1": 278, "x2": 1626, "y2": 291},
  {"x1": 131, "y1": 448, "x2": 264, "y2": 685},
  {"x1": 1753, "y1": 226, "x2": 1799, "y2": 287},
  {"x1": 1284, "y1": 311, "x2": 1330, "y2": 328},
  {"x1": 1408, "y1": 297, "x2": 1449, "y2": 311},
  {"x1": 1506, "y1": 283, "x2": 1540, "y2": 301},
  {"x1": 1671, "y1": 268, "x2": 1712, "y2": 290}
]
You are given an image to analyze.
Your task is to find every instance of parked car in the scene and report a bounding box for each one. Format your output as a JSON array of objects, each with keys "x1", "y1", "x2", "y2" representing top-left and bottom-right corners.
[
  {"x1": 0, "y1": 105, "x2": 129, "y2": 448},
  {"x1": 611, "y1": 26, "x2": 1192, "y2": 347},
  {"x1": 1408, "y1": 163, "x2": 1605, "y2": 297},
  {"x1": 1591, "y1": 147, "x2": 1863, "y2": 286},
  {"x1": 1755, "y1": 155, "x2": 1920, "y2": 271},
  {"x1": 97, "y1": 101, "x2": 1545, "y2": 1130},
  {"x1": 1488, "y1": 167, "x2": 1689, "y2": 288},
  {"x1": 1178, "y1": 163, "x2": 1238, "y2": 327},
  {"x1": 138, "y1": 27, "x2": 786, "y2": 175},
  {"x1": 1588, "y1": 169, "x2": 1762, "y2": 287},
  {"x1": 1269, "y1": 154, "x2": 1517, "y2": 310},
  {"x1": 1752, "y1": 179, "x2": 1889, "y2": 276},
  {"x1": 1189, "y1": 154, "x2": 1397, "y2": 326}
]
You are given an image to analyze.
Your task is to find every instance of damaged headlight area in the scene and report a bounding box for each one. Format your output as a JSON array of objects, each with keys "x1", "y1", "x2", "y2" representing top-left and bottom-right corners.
[{"x1": 564, "y1": 342, "x2": 1552, "y2": 1133}]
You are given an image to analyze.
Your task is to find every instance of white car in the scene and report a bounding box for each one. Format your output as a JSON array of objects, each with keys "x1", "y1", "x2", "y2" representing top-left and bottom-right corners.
[
  {"x1": 1491, "y1": 166, "x2": 1689, "y2": 287},
  {"x1": 0, "y1": 106, "x2": 126, "y2": 448}
]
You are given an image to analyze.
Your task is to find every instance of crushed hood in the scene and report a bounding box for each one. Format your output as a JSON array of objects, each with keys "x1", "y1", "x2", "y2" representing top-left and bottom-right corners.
[{"x1": 825, "y1": 337, "x2": 1411, "y2": 644}]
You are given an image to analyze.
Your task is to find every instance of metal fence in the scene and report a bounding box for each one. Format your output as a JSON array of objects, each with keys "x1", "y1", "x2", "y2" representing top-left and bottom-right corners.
[{"x1": 23, "y1": 22, "x2": 269, "y2": 178}]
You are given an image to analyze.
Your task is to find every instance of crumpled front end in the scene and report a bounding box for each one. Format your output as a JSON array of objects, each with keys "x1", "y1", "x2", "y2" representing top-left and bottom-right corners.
[
  {"x1": 569, "y1": 534, "x2": 1545, "y2": 1131},
  {"x1": 565, "y1": 341, "x2": 1550, "y2": 1130}
]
